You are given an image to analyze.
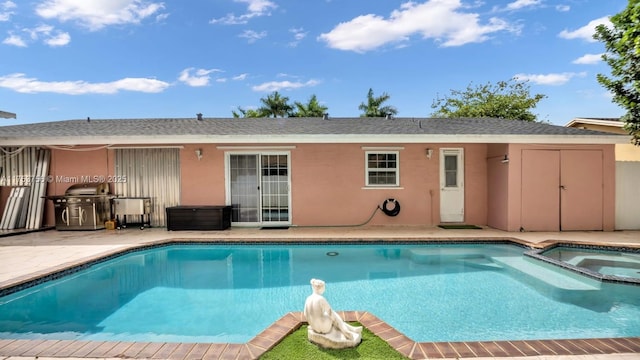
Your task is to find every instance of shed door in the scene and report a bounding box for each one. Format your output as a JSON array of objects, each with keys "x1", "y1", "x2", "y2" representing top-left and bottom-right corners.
[
  {"x1": 560, "y1": 150, "x2": 603, "y2": 231},
  {"x1": 521, "y1": 150, "x2": 602, "y2": 231},
  {"x1": 521, "y1": 150, "x2": 560, "y2": 231}
]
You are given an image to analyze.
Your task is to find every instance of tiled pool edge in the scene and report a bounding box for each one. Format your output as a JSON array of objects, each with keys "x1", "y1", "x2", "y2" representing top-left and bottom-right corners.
[{"x1": 0, "y1": 311, "x2": 639, "y2": 359}]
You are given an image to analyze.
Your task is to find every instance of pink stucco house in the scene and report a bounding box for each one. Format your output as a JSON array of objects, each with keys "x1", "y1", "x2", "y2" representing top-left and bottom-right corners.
[{"x1": 0, "y1": 117, "x2": 628, "y2": 232}]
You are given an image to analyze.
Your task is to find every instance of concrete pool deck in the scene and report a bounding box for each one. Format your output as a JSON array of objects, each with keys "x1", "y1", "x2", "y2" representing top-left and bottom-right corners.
[{"x1": 0, "y1": 226, "x2": 639, "y2": 360}]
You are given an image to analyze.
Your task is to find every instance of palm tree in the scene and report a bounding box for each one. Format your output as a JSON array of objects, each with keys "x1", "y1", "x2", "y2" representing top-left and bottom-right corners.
[
  {"x1": 358, "y1": 88, "x2": 398, "y2": 117},
  {"x1": 231, "y1": 106, "x2": 268, "y2": 118},
  {"x1": 292, "y1": 94, "x2": 329, "y2": 117},
  {"x1": 258, "y1": 91, "x2": 293, "y2": 118}
]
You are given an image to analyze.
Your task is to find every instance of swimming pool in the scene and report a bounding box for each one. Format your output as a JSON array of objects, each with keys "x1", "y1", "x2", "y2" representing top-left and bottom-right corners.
[
  {"x1": 0, "y1": 242, "x2": 639, "y2": 343},
  {"x1": 536, "y1": 245, "x2": 640, "y2": 282}
]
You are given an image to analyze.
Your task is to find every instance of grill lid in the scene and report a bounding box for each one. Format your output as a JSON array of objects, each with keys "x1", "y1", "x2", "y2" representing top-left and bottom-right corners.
[{"x1": 65, "y1": 182, "x2": 109, "y2": 196}]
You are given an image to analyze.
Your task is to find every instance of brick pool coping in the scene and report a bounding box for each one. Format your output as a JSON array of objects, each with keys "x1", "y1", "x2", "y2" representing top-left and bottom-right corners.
[
  {"x1": 0, "y1": 311, "x2": 639, "y2": 359},
  {"x1": 1, "y1": 237, "x2": 640, "y2": 359}
]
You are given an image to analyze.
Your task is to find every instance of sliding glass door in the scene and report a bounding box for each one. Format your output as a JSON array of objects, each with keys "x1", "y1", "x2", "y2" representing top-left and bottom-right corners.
[{"x1": 227, "y1": 152, "x2": 290, "y2": 226}]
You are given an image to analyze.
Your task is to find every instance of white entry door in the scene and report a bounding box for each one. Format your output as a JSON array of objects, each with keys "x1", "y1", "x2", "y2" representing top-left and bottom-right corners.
[{"x1": 440, "y1": 148, "x2": 464, "y2": 222}]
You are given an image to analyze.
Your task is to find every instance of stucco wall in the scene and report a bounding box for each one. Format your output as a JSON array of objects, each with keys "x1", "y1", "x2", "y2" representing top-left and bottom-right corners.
[
  {"x1": 35, "y1": 142, "x2": 613, "y2": 231},
  {"x1": 486, "y1": 144, "x2": 510, "y2": 230},
  {"x1": 180, "y1": 144, "x2": 226, "y2": 205},
  {"x1": 289, "y1": 143, "x2": 441, "y2": 226}
]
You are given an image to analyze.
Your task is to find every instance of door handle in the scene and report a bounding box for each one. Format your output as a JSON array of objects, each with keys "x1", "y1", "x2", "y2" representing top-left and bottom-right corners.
[{"x1": 560, "y1": 185, "x2": 566, "y2": 190}]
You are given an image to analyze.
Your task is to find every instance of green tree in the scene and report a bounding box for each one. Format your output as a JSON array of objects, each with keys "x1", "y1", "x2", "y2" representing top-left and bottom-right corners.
[
  {"x1": 594, "y1": 0, "x2": 640, "y2": 145},
  {"x1": 358, "y1": 88, "x2": 398, "y2": 117},
  {"x1": 231, "y1": 106, "x2": 268, "y2": 118},
  {"x1": 291, "y1": 94, "x2": 329, "y2": 117},
  {"x1": 258, "y1": 91, "x2": 293, "y2": 118},
  {"x1": 430, "y1": 78, "x2": 546, "y2": 122}
]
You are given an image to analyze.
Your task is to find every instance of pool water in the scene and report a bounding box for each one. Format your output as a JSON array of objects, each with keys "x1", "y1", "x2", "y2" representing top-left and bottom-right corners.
[
  {"x1": 542, "y1": 246, "x2": 640, "y2": 280},
  {"x1": 0, "y1": 243, "x2": 639, "y2": 343}
]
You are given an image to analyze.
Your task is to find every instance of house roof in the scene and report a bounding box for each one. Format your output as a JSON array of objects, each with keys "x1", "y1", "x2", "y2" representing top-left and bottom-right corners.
[
  {"x1": 0, "y1": 117, "x2": 629, "y2": 146},
  {"x1": 565, "y1": 117, "x2": 624, "y2": 128}
]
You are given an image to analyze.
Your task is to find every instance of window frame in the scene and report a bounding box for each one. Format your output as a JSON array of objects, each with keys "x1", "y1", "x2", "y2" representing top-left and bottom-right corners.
[{"x1": 364, "y1": 150, "x2": 400, "y2": 187}]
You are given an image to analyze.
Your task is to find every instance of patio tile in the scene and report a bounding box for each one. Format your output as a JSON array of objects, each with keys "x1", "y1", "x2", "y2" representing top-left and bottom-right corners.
[
  {"x1": 133, "y1": 342, "x2": 164, "y2": 358},
  {"x1": 418, "y1": 342, "x2": 444, "y2": 358},
  {"x1": 509, "y1": 340, "x2": 541, "y2": 356},
  {"x1": 480, "y1": 341, "x2": 510, "y2": 357},
  {"x1": 86, "y1": 341, "x2": 124, "y2": 358},
  {"x1": 202, "y1": 343, "x2": 227, "y2": 360},
  {"x1": 494, "y1": 340, "x2": 526, "y2": 356},
  {"x1": 104, "y1": 341, "x2": 136, "y2": 358},
  {"x1": 448, "y1": 341, "x2": 476, "y2": 357},
  {"x1": 433, "y1": 342, "x2": 459, "y2": 358},
  {"x1": 19, "y1": 339, "x2": 61, "y2": 357},
  {"x1": 149, "y1": 342, "x2": 182, "y2": 359},
  {"x1": 463, "y1": 341, "x2": 493, "y2": 357}
]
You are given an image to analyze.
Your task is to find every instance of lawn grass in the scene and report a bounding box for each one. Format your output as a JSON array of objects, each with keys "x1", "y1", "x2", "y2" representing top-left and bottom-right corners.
[{"x1": 260, "y1": 323, "x2": 408, "y2": 359}]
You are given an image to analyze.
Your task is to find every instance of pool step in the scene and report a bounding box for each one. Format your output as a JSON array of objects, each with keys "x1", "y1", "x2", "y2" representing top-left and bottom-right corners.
[
  {"x1": 460, "y1": 257, "x2": 503, "y2": 270},
  {"x1": 491, "y1": 256, "x2": 600, "y2": 291},
  {"x1": 410, "y1": 248, "x2": 485, "y2": 263},
  {"x1": 409, "y1": 249, "x2": 503, "y2": 270}
]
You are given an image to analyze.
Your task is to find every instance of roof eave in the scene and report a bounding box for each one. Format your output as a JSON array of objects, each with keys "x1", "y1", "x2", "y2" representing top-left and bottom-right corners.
[
  {"x1": 566, "y1": 118, "x2": 625, "y2": 128},
  {"x1": 0, "y1": 134, "x2": 629, "y2": 146}
]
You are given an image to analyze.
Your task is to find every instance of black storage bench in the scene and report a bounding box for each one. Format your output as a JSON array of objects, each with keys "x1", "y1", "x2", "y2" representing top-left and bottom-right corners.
[{"x1": 166, "y1": 205, "x2": 231, "y2": 230}]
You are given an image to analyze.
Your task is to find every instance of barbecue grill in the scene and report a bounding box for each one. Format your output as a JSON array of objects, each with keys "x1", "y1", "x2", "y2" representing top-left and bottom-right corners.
[{"x1": 48, "y1": 183, "x2": 112, "y2": 230}]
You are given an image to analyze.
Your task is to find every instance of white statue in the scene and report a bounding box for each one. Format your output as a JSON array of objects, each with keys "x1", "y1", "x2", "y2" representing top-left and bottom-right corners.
[{"x1": 303, "y1": 278, "x2": 362, "y2": 349}]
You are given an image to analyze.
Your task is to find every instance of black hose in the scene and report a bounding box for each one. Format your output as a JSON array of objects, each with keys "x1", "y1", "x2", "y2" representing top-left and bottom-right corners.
[
  {"x1": 291, "y1": 204, "x2": 382, "y2": 228},
  {"x1": 381, "y1": 198, "x2": 401, "y2": 217}
]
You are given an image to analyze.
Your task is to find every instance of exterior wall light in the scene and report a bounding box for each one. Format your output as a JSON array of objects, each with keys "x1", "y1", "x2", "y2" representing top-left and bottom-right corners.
[
  {"x1": 195, "y1": 149, "x2": 203, "y2": 160},
  {"x1": 426, "y1": 148, "x2": 433, "y2": 159}
]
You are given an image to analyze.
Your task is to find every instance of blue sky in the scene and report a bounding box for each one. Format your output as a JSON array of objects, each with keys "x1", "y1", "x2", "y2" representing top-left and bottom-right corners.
[{"x1": 0, "y1": 0, "x2": 628, "y2": 126}]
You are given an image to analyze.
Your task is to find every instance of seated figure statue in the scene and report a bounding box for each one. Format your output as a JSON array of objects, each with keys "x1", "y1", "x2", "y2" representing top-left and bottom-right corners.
[{"x1": 303, "y1": 278, "x2": 362, "y2": 349}]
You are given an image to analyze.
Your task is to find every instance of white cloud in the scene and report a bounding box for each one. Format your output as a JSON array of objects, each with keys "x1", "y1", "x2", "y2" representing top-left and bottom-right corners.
[
  {"x1": 43, "y1": 31, "x2": 70, "y2": 46},
  {"x1": 239, "y1": 29, "x2": 266, "y2": 43},
  {"x1": 318, "y1": 0, "x2": 517, "y2": 53},
  {"x1": 22, "y1": 24, "x2": 71, "y2": 47},
  {"x1": 0, "y1": 73, "x2": 170, "y2": 94},
  {"x1": 556, "y1": 5, "x2": 570, "y2": 12},
  {"x1": 505, "y1": 0, "x2": 542, "y2": 11},
  {"x1": 514, "y1": 72, "x2": 586, "y2": 86},
  {"x1": 559, "y1": 16, "x2": 610, "y2": 42},
  {"x1": 252, "y1": 79, "x2": 320, "y2": 92},
  {"x1": 573, "y1": 53, "x2": 603, "y2": 65},
  {"x1": 0, "y1": 1, "x2": 16, "y2": 22},
  {"x1": 156, "y1": 13, "x2": 170, "y2": 22},
  {"x1": 35, "y1": 0, "x2": 165, "y2": 31},
  {"x1": 288, "y1": 27, "x2": 307, "y2": 47},
  {"x1": 2, "y1": 33, "x2": 26, "y2": 47},
  {"x1": 210, "y1": 0, "x2": 276, "y2": 25},
  {"x1": 233, "y1": 73, "x2": 248, "y2": 81},
  {"x1": 178, "y1": 67, "x2": 222, "y2": 87},
  {"x1": 239, "y1": 0, "x2": 275, "y2": 13}
]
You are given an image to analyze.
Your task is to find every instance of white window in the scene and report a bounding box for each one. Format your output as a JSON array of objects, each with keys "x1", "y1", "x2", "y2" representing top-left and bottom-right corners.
[{"x1": 365, "y1": 151, "x2": 399, "y2": 186}]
